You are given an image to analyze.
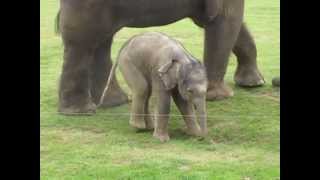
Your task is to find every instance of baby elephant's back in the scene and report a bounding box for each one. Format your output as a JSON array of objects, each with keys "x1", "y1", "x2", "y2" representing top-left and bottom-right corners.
[{"x1": 118, "y1": 32, "x2": 176, "y2": 67}]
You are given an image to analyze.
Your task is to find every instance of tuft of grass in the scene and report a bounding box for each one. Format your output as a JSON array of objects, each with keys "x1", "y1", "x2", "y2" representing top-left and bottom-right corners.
[{"x1": 41, "y1": 0, "x2": 279, "y2": 179}]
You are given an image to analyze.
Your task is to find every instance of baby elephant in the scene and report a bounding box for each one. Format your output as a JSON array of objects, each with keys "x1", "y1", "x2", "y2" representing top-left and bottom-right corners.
[{"x1": 101, "y1": 32, "x2": 208, "y2": 142}]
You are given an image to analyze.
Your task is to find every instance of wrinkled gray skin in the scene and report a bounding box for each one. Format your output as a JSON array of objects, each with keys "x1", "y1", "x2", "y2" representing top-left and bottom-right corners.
[
  {"x1": 56, "y1": 0, "x2": 265, "y2": 115},
  {"x1": 114, "y1": 32, "x2": 208, "y2": 142}
]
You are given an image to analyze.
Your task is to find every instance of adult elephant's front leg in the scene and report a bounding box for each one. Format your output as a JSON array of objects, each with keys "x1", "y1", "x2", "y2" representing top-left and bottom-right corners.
[
  {"x1": 58, "y1": 44, "x2": 96, "y2": 115},
  {"x1": 90, "y1": 37, "x2": 128, "y2": 108},
  {"x1": 233, "y1": 24, "x2": 265, "y2": 87},
  {"x1": 204, "y1": 0, "x2": 244, "y2": 100}
]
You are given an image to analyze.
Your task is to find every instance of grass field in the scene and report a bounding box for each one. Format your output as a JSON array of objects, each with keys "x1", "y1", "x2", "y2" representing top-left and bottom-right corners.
[{"x1": 40, "y1": 0, "x2": 280, "y2": 179}]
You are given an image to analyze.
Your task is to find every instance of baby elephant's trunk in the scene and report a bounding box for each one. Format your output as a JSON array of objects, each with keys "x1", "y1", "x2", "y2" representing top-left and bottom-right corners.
[{"x1": 193, "y1": 97, "x2": 208, "y2": 136}]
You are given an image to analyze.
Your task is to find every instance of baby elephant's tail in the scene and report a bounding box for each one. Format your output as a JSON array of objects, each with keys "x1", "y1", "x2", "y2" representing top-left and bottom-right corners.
[{"x1": 98, "y1": 60, "x2": 120, "y2": 106}]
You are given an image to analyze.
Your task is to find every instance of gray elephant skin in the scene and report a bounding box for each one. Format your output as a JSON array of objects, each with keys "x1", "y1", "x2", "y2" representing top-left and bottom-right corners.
[
  {"x1": 103, "y1": 32, "x2": 208, "y2": 142},
  {"x1": 56, "y1": 0, "x2": 265, "y2": 115}
]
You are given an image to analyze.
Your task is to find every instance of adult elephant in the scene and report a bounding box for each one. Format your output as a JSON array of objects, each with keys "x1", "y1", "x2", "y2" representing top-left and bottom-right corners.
[{"x1": 56, "y1": 0, "x2": 264, "y2": 115}]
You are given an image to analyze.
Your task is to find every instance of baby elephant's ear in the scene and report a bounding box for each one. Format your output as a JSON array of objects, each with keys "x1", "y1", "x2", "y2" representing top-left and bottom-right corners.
[
  {"x1": 158, "y1": 61, "x2": 178, "y2": 90},
  {"x1": 158, "y1": 61, "x2": 173, "y2": 74}
]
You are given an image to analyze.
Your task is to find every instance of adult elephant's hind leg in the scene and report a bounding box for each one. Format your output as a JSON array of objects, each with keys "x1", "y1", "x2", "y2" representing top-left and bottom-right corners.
[
  {"x1": 58, "y1": 43, "x2": 96, "y2": 115},
  {"x1": 91, "y1": 37, "x2": 128, "y2": 108},
  {"x1": 204, "y1": 1, "x2": 244, "y2": 100},
  {"x1": 233, "y1": 23, "x2": 265, "y2": 87}
]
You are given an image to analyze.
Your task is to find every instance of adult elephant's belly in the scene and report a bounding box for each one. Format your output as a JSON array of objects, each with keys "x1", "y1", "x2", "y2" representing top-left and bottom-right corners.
[
  {"x1": 114, "y1": 0, "x2": 196, "y2": 27},
  {"x1": 126, "y1": 13, "x2": 188, "y2": 27}
]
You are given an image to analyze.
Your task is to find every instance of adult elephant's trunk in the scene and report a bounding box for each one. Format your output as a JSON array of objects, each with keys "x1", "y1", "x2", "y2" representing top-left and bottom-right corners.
[{"x1": 193, "y1": 97, "x2": 208, "y2": 136}]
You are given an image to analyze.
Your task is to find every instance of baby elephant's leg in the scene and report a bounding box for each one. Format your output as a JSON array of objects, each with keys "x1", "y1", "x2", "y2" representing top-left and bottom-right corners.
[
  {"x1": 119, "y1": 60, "x2": 148, "y2": 130},
  {"x1": 172, "y1": 89, "x2": 202, "y2": 136},
  {"x1": 144, "y1": 89, "x2": 154, "y2": 130},
  {"x1": 152, "y1": 82, "x2": 171, "y2": 142}
]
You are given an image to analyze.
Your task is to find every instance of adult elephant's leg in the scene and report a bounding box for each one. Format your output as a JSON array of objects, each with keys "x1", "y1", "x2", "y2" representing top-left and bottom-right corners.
[
  {"x1": 205, "y1": 0, "x2": 244, "y2": 100},
  {"x1": 58, "y1": 43, "x2": 96, "y2": 115},
  {"x1": 90, "y1": 37, "x2": 128, "y2": 107},
  {"x1": 233, "y1": 23, "x2": 265, "y2": 86}
]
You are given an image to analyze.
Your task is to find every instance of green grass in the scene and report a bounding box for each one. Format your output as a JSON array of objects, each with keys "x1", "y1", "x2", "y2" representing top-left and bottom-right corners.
[{"x1": 40, "y1": 0, "x2": 279, "y2": 179}]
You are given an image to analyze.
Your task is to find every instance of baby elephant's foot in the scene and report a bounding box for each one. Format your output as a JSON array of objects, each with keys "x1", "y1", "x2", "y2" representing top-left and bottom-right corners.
[
  {"x1": 153, "y1": 131, "x2": 170, "y2": 142},
  {"x1": 129, "y1": 118, "x2": 146, "y2": 130},
  {"x1": 145, "y1": 115, "x2": 155, "y2": 130},
  {"x1": 183, "y1": 127, "x2": 202, "y2": 137}
]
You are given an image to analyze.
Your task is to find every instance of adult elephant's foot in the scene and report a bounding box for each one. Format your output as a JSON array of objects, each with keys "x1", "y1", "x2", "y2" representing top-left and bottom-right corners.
[
  {"x1": 153, "y1": 131, "x2": 170, "y2": 142},
  {"x1": 234, "y1": 65, "x2": 265, "y2": 87},
  {"x1": 206, "y1": 81, "x2": 234, "y2": 101},
  {"x1": 99, "y1": 87, "x2": 129, "y2": 108},
  {"x1": 58, "y1": 102, "x2": 96, "y2": 116}
]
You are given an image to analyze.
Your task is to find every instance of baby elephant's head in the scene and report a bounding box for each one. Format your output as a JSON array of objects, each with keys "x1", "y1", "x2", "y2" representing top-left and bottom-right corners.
[
  {"x1": 178, "y1": 61, "x2": 208, "y2": 135},
  {"x1": 178, "y1": 62, "x2": 208, "y2": 102},
  {"x1": 158, "y1": 59, "x2": 208, "y2": 135}
]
